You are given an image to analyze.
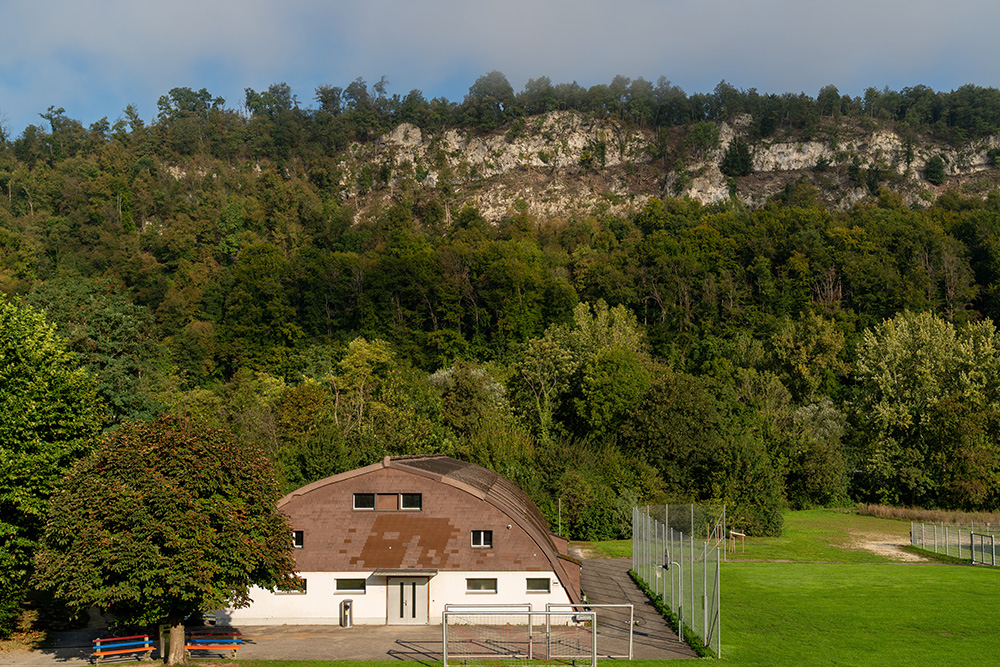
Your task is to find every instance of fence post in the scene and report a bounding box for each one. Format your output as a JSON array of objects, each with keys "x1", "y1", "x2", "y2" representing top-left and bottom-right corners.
[
  {"x1": 690, "y1": 515, "x2": 695, "y2": 638},
  {"x1": 703, "y1": 541, "x2": 708, "y2": 646},
  {"x1": 442, "y1": 612, "x2": 448, "y2": 666},
  {"x1": 716, "y1": 551, "x2": 721, "y2": 658}
]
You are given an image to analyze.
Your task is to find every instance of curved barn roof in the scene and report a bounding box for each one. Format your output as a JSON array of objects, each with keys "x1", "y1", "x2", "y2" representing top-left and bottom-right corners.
[{"x1": 280, "y1": 455, "x2": 580, "y2": 603}]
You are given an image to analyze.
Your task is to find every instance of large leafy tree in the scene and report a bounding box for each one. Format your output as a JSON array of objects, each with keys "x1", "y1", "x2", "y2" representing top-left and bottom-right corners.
[
  {"x1": 854, "y1": 310, "x2": 1000, "y2": 506},
  {"x1": 0, "y1": 301, "x2": 104, "y2": 636},
  {"x1": 34, "y1": 415, "x2": 298, "y2": 665}
]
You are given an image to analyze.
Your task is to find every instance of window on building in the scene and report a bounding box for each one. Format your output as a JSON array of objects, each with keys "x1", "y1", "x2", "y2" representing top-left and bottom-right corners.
[
  {"x1": 336, "y1": 578, "x2": 367, "y2": 593},
  {"x1": 466, "y1": 578, "x2": 498, "y2": 593},
  {"x1": 471, "y1": 530, "x2": 493, "y2": 548},
  {"x1": 353, "y1": 493, "x2": 375, "y2": 510},
  {"x1": 526, "y1": 578, "x2": 551, "y2": 593},
  {"x1": 400, "y1": 493, "x2": 422, "y2": 510},
  {"x1": 276, "y1": 579, "x2": 307, "y2": 595},
  {"x1": 292, "y1": 530, "x2": 304, "y2": 548}
]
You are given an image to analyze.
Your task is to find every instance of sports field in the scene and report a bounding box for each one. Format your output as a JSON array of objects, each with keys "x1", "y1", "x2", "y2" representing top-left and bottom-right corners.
[
  {"x1": 8, "y1": 510, "x2": 996, "y2": 666},
  {"x1": 185, "y1": 511, "x2": 998, "y2": 666}
]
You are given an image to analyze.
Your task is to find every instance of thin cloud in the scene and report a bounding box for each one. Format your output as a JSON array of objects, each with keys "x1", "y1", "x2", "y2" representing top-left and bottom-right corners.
[{"x1": 1, "y1": 0, "x2": 1000, "y2": 134}]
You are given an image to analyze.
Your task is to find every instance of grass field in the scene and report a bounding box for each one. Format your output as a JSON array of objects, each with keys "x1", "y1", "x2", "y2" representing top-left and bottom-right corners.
[
  {"x1": 578, "y1": 509, "x2": 1000, "y2": 666},
  {"x1": 9, "y1": 510, "x2": 997, "y2": 666},
  {"x1": 716, "y1": 510, "x2": 1000, "y2": 665},
  {"x1": 720, "y1": 561, "x2": 1000, "y2": 666},
  {"x1": 723, "y1": 509, "x2": 912, "y2": 563}
]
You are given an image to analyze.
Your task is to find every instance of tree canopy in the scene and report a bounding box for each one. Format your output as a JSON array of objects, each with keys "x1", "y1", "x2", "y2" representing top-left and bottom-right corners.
[
  {"x1": 34, "y1": 414, "x2": 297, "y2": 663},
  {"x1": 0, "y1": 301, "x2": 103, "y2": 636}
]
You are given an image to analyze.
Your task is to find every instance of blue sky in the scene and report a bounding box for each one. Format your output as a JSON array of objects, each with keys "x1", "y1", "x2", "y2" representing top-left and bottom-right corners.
[{"x1": 2, "y1": 0, "x2": 998, "y2": 136}]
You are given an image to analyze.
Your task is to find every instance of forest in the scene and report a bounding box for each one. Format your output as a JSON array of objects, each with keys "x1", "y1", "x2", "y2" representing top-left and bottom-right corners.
[{"x1": 6, "y1": 71, "x2": 1000, "y2": 635}]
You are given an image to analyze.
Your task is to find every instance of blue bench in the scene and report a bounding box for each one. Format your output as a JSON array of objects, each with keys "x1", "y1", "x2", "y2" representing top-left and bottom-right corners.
[{"x1": 92, "y1": 634, "x2": 155, "y2": 664}]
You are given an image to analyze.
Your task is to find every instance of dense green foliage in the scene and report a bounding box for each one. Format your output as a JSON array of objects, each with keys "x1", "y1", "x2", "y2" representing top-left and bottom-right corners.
[
  {"x1": 924, "y1": 154, "x2": 947, "y2": 184},
  {"x1": 33, "y1": 415, "x2": 297, "y2": 660},
  {"x1": 0, "y1": 301, "x2": 104, "y2": 636},
  {"x1": 9, "y1": 74, "x2": 1000, "y2": 635},
  {"x1": 719, "y1": 138, "x2": 753, "y2": 177}
]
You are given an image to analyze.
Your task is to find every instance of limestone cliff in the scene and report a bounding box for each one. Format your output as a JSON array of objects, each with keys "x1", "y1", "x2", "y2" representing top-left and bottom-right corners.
[{"x1": 335, "y1": 111, "x2": 1000, "y2": 221}]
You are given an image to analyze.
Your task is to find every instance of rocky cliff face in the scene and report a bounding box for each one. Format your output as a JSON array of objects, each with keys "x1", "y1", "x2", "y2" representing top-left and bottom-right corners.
[{"x1": 341, "y1": 111, "x2": 1000, "y2": 222}]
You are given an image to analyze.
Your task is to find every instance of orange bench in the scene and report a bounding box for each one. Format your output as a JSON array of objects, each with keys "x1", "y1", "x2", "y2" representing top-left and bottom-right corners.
[
  {"x1": 92, "y1": 634, "x2": 155, "y2": 664},
  {"x1": 184, "y1": 631, "x2": 243, "y2": 659}
]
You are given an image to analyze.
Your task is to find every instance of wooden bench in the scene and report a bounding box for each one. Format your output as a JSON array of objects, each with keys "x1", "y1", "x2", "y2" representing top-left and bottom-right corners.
[
  {"x1": 92, "y1": 634, "x2": 155, "y2": 665},
  {"x1": 184, "y1": 631, "x2": 243, "y2": 659}
]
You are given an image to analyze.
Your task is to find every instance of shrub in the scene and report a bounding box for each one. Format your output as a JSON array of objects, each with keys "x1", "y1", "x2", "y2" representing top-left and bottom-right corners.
[
  {"x1": 719, "y1": 138, "x2": 753, "y2": 177},
  {"x1": 924, "y1": 155, "x2": 946, "y2": 185}
]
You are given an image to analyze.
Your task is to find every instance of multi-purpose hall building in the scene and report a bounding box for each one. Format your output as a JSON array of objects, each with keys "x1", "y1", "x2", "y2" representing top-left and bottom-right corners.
[{"x1": 221, "y1": 455, "x2": 582, "y2": 625}]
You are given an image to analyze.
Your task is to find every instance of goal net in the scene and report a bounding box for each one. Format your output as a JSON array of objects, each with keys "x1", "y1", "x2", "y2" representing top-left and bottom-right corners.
[{"x1": 442, "y1": 610, "x2": 597, "y2": 667}]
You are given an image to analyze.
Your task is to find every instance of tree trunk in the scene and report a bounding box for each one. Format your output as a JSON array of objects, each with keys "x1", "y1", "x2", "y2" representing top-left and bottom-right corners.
[{"x1": 166, "y1": 622, "x2": 187, "y2": 665}]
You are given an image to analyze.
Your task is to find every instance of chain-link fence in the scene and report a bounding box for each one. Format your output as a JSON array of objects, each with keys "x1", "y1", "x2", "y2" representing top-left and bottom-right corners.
[
  {"x1": 632, "y1": 505, "x2": 723, "y2": 657},
  {"x1": 910, "y1": 521, "x2": 1000, "y2": 564}
]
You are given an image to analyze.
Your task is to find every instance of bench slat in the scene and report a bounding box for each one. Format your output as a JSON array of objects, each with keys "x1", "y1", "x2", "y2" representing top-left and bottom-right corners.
[
  {"x1": 94, "y1": 634, "x2": 151, "y2": 643},
  {"x1": 94, "y1": 647, "x2": 154, "y2": 656},
  {"x1": 94, "y1": 640, "x2": 153, "y2": 649}
]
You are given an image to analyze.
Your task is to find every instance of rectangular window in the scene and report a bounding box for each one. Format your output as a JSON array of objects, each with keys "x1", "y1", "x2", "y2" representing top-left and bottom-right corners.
[
  {"x1": 292, "y1": 530, "x2": 304, "y2": 549},
  {"x1": 471, "y1": 530, "x2": 493, "y2": 548},
  {"x1": 276, "y1": 579, "x2": 307, "y2": 595},
  {"x1": 466, "y1": 578, "x2": 498, "y2": 593},
  {"x1": 336, "y1": 578, "x2": 367, "y2": 593},
  {"x1": 353, "y1": 493, "x2": 375, "y2": 510},
  {"x1": 400, "y1": 493, "x2": 422, "y2": 510},
  {"x1": 526, "y1": 578, "x2": 551, "y2": 593}
]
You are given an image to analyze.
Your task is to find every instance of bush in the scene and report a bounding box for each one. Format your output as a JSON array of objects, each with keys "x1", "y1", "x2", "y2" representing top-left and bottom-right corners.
[
  {"x1": 719, "y1": 138, "x2": 753, "y2": 177},
  {"x1": 924, "y1": 155, "x2": 946, "y2": 185}
]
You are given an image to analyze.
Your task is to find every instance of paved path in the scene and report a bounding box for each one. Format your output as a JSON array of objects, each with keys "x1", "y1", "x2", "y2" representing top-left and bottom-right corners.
[
  {"x1": 581, "y1": 557, "x2": 697, "y2": 660},
  {"x1": 1, "y1": 559, "x2": 695, "y2": 664}
]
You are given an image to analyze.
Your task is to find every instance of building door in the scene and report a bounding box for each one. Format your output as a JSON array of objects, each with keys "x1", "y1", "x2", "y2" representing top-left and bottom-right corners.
[{"x1": 387, "y1": 577, "x2": 428, "y2": 625}]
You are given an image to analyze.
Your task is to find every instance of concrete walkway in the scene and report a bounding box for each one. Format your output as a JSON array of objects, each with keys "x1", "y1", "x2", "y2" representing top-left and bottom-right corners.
[
  {"x1": 1, "y1": 559, "x2": 695, "y2": 664},
  {"x1": 580, "y1": 558, "x2": 697, "y2": 660}
]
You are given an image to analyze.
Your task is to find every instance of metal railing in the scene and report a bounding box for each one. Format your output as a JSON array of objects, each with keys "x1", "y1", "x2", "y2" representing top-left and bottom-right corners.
[
  {"x1": 910, "y1": 521, "x2": 1000, "y2": 564},
  {"x1": 633, "y1": 504, "x2": 723, "y2": 657},
  {"x1": 545, "y1": 603, "x2": 634, "y2": 660},
  {"x1": 442, "y1": 609, "x2": 597, "y2": 667}
]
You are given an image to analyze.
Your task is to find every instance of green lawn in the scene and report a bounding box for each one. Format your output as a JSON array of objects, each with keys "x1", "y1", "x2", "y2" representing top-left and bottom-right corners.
[
  {"x1": 720, "y1": 561, "x2": 1000, "y2": 666},
  {"x1": 724, "y1": 509, "x2": 912, "y2": 563},
  {"x1": 578, "y1": 509, "x2": 916, "y2": 564}
]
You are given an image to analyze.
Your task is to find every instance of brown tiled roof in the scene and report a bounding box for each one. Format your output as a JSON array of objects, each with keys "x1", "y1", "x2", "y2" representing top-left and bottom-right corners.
[
  {"x1": 385, "y1": 455, "x2": 578, "y2": 603},
  {"x1": 389, "y1": 455, "x2": 553, "y2": 547},
  {"x1": 281, "y1": 455, "x2": 580, "y2": 603}
]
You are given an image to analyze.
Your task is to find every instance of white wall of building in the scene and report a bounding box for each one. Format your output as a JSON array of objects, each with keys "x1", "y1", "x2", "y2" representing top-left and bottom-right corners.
[{"x1": 221, "y1": 570, "x2": 572, "y2": 625}]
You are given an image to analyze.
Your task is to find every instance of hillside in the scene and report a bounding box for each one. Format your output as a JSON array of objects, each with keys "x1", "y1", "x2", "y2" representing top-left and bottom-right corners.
[{"x1": 336, "y1": 110, "x2": 1000, "y2": 221}]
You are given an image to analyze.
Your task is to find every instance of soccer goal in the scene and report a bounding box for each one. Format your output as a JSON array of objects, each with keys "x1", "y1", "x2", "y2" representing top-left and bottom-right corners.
[{"x1": 442, "y1": 609, "x2": 597, "y2": 667}]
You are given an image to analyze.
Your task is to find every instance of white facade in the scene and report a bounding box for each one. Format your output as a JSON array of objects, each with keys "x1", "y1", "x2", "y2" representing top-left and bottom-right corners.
[{"x1": 222, "y1": 570, "x2": 572, "y2": 626}]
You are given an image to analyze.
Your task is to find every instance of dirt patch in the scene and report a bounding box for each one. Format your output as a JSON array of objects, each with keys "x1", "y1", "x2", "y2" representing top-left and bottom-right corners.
[
  {"x1": 569, "y1": 544, "x2": 598, "y2": 560},
  {"x1": 847, "y1": 533, "x2": 929, "y2": 562}
]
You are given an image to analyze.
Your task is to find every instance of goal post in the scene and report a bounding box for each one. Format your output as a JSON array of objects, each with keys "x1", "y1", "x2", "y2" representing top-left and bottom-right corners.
[
  {"x1": 545, "y1": 603, "x2": 634, "y2": 660},
  {"x1": 442, "y1": 609, "x2": 597, "y2": 667}
]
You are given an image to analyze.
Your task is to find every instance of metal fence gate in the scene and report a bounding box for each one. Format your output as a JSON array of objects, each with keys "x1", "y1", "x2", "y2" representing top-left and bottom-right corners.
[
  {"x1": 911, "y1": 521, "x2": 1000, "y2": 565},
  {"x1": 632, "y1": 504, "x2": 723, "y2": 657}
]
